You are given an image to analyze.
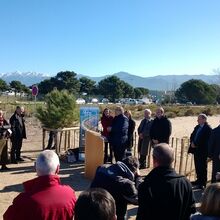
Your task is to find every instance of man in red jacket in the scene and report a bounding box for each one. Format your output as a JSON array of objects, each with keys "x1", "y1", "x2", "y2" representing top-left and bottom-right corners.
[{"x1": 3, "y1": 150, "x2": 76, "y2": 220}]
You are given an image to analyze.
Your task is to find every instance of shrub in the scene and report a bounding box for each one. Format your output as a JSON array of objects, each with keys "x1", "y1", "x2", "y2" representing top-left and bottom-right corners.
[
  {"x1": 202, "y1": 107, "x2": 214, "y2": 116},
  {"x1": 165, "y1": 111, "x2": 177, "y2": 118},
  {"x1": 184, "y1": 109, "x2": 195, "y2": 116},
  {"x1": 36, "y1": 89, "x2": 79, "y2": 128}
]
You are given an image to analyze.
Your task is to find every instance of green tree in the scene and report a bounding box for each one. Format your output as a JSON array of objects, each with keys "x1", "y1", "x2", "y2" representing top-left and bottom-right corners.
[
  {"x1": 175, "y1": 79, "x2": 216, "y2": 104},
  {"x1": 10, "y1": 80, "x2": 23, "y2": 96},
  {"x1": 134, "y1": 88, "x2": 142, "y2": 99},
  {"x1": 0, "y1": 79, "x2": 9, "y2": 92},
  {"x1": 79, "y1": 77, "x2": 96, "y2": 95},
  {"x1": 36, "y1": 89, "x2": 79, "y2": 128},
  {"x1": 38, "y1": 71, "x2": 80, "y2": 95},
  {"x1": 98, "y1": 76, "x2": 124, "y2": 102},
  {"x1": 134, "y1": 87, "x2": 149, "y2": 98},
  {"x1": 121, "y1": 81, "x2": 134, "y2": 98},
  {"x1": 55, "y1": 71, "x2": 80, "y2": 95},
  {"x1": 211, "y1": 84, "x2": 220, "y2": 104},
  {"x1": 136, "y1": 87, "x2": 149, "y2": 96},
  {"x1": 38, "y1": 78, "x2": 58, "y2": 95}
]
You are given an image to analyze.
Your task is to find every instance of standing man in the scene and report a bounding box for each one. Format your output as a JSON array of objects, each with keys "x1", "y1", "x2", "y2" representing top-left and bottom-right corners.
[
  {"x1": 109, "y1": 106, "x2": 128, "y2": 162},
  {"x1": 137, "y1": 143, "x2": 195, "y2": 220},
  {"x1": 150, "y1": 107, "x2": 172, "y2": 145},
  {"x1": 10, "y1": 106, "x2": 26, "y2": 163},
  {"x1": 188, "y1": 113, "x2": 212, "y2": 189},
  {"x1": 124, "y1": 110, "x2": 136, "y2": 155},
  {"x1": 137, "y1": 109, "x2": 153, "y2": 169},
  {"x1": 4, "y1": 150, "x2": 76, "y2": 220},
  {"x1": 208, "y1": 123, "x2": 220, "y2": 183}
]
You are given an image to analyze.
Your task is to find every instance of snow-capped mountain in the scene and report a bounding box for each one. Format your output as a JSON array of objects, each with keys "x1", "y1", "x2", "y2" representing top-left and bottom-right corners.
[{"x1": 0, "y1": 71, "x2": 50, "y2": 86}]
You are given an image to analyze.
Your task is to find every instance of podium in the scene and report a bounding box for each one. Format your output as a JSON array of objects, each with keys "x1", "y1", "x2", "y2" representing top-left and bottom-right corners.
[{"x1": 84, "y1": 130, "x2": 104, "y2": 179}]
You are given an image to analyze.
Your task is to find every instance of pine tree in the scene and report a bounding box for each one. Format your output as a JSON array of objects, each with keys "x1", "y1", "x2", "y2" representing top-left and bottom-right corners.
[{"x1": 36, "y1": 89, "x2": 79, "y2": 128}]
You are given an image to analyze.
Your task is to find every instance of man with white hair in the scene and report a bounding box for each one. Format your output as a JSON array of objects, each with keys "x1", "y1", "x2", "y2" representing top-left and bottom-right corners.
[
  {"x1": 188, "y1": 113, "x2": 212, "y2": 189},
  {"x1": 137, "y1": 143, "x2": 195, "y2": 220},
  {"x1": 4, "y1": 150, "x2": 76, "y2": 220},
  {"x1": 150, "y1": 107, "x2": 172, "y2": 145},
  {"x1": 137, "y1": 109, "x2": 153, "y2": 169}
]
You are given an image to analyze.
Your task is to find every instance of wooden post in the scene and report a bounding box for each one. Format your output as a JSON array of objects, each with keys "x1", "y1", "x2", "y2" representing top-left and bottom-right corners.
[
  {"x1": 42, "y1": 128, "x2": 46, "y2": 150},
  {"x1": 174, "y1": 138, "x2": 178, "y2": 169},
  {"x1": 64, "y1": 131, "x2": 68, "y2": 151},
  {"x1": 179, "y1": 138, "x2": 185, "y2": 175},
  {"x1": 59, "y1": 131, "x2": 63, "y2": 153},
  {"x1": 54, "y1": 130, "x2": 58, "y2": 154},
  {"x1": 68, "y1": 130, "x2": 71, "y2": 149},
  {"x1": 171, "y1": 137, "x2": 174, "y2": 148},
  {"x1": 134, "y1": 131, "x2": 137, "y2": 157}
]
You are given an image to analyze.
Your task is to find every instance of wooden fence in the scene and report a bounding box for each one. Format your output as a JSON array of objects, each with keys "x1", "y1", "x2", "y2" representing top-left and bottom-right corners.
[
  {"x1": 42, "y1": 127, "x2": 80, "y2": 154},
  {"x1": 133, "y1": 133, "x2": 212, "y2": 182}
]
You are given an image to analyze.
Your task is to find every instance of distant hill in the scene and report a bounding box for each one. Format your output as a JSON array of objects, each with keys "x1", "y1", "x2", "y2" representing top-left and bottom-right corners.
[
  {"x1": 0, "y1": 71, "x2": 218, "y2": 90},
  {"x1": 0, "y1": 71, "x2": 49, "y2": 86},
  {"x1": 79, "y1": 71, "x2": 219, "y2": 90}
]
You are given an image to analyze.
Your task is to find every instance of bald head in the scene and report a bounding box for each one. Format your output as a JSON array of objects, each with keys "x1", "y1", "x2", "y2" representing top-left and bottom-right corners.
[{"x1": 153, "y1": 143, "x2": 174, "y2": 167}]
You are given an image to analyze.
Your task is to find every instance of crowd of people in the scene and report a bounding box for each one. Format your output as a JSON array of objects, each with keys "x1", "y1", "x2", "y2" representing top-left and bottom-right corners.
[
  {"x1": 101, "y1": 106, "x2": 172, "y2": 169},
  {"x1": 2, "y1": 105, "x2": 220, "y2": 220}
]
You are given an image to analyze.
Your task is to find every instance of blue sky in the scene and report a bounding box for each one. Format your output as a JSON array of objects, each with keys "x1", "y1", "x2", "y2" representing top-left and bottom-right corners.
[{"x1": 0, "y1": 0, "x2": 220, "y2": 77}]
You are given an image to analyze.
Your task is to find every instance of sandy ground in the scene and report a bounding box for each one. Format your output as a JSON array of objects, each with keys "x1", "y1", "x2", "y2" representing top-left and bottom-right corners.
[{"x1": 0, "y1": 115, "x2": 219, "y2": 219}]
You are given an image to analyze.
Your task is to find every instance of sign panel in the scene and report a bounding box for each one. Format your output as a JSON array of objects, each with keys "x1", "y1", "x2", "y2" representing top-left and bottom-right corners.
[
  {"x1": 32, "y1": 85, "x2": 38, "y2": 96},
  {"x1": 79, "y1": 106, "x2": 99, "y2": 156}
]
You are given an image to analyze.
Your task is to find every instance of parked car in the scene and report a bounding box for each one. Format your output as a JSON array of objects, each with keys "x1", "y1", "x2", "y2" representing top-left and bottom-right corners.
[
  {"x1": 91, "y1": 98, "x2": 99, "y2": 103},
  {"x1": 101, "y1": 98, "x2": 109, "y2": 104},
  {"x1": 76, "y1": 98, "x2": 86, "y2": 104},
  {"x1": 123, "y1": 98, "x2": 138, "y2": 105},
  {"x1": 136, "y1": 99, "x2": 146, "y2": 104}
]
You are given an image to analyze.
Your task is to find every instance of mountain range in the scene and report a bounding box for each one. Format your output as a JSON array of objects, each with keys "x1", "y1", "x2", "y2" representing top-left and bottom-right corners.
[{"x1": 0, "y1": 71, "x2": 218, "y2": 91}]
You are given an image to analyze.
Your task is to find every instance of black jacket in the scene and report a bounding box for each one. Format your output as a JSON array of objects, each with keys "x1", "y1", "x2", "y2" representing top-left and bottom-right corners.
[
  {"x1": 91, "y1": 162, "x2": 142, "y2": 219},
  {"x1": 189, "y1": 123, "x2": 212, "y2": 155},
  {"x1": 109, "y1": 114, "x2": 128, "y2": 147},
  {"x1": 10, "y1": 112, "x2": 26, "y2": 140},
  {"x1": 208, "y1": 125, "x2": 220, "y2": 159},
  {"x1": 126, "y1": 118, "x2": 136, "y2": 148},
  {"x1": 137, "y1": 166, "x2": 195, "y2": 220},
  {"x1": 150, "y1": 116, "x2": 172, "y2": 143}
]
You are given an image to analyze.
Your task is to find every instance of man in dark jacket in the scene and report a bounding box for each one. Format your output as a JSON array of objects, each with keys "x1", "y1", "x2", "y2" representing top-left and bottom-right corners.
[
  {"x1": 10, "y1": 106, "x2": 26, "y2": 163},
  {"x1": 137, "y1": 143, "x2": 195, "y2": 220},
  {"x1": 4, "y1": 150, "x2": 77, "y2": 220},
  {"x1": 150, "y1": 107, "x2": 172, "y2": 144},
  {"x1": 91, "y1": 156, "x2": 142, "y2": 220},
  {"x1": 137, "y1": 109, "x2": 153, "y2": 169},
  {"x1": 109, "y1": 106, "x2": 128, "y2": 162},
  {"x1": 189, "y1": 113, "x2": 212, "y2": 188},
  {"x1": 208, "y1": 124, "x2": 220, "y2": 183}
]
